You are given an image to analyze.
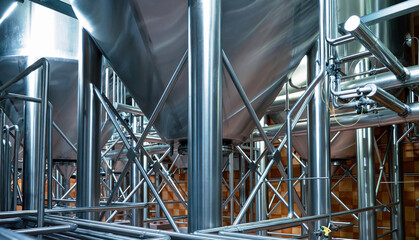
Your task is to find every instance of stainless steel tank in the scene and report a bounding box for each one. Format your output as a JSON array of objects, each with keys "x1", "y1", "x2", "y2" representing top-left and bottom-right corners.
[
  {"x1": 0, "y1": 1, "x2": 106, "y2": 160},
  {"x1": 70, "y1": 0, "x2": 320, "y2": 145}
]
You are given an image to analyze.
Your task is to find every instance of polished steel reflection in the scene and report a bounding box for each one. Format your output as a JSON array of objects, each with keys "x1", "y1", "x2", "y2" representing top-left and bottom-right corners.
[
  {"x1": 70, "y1": 0, "x2": 319, "y2": 144},
  {"x1": 76, "y1": 29, "x2": 102, "y2": 220},
  {"x1": 356, "y1": 127, "x2": 377, "y2": 240},
  {"x1": 344, "y1": 15, "x2": 409, "y2": 80},
  {"x1": 390, "y1": 125, "x2": 404, "y2": 240},
  {"x1": 306, "y1": 42, "x2": 330, "y2": 239},
  {"x1": 260, "y1": 102, "x2": 419, "y2": 138},
  {"x1": 187, "y1": 0, "x2": 222, "y2": 232}
]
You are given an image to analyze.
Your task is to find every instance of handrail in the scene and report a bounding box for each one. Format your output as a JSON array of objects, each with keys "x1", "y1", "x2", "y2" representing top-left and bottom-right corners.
[{"x1": 0, "y1": 57, "x2": 50, "y2": 229}]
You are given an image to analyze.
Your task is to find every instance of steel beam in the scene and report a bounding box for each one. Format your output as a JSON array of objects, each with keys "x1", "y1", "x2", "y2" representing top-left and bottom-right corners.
[
  {"x1": 76, "y1": 29, "x2": 102, "y2": 220},
  {"x1": 188, "y1": 0, "x2": 222, "y2": 232}
]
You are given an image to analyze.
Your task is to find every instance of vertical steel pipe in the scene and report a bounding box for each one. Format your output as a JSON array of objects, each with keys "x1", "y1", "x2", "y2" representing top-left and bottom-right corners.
[
  {"x1": 286, "y1": 0, "x2": 326, "y2": 218},
  {"x1": 306, "y1": 42, "x2": 330, "y2": 239},
  {"x1": 188, "y1": 0, "x2": 222, "y2": 232},
  {"x1": 1, "y1": 127, "x2": 12, "y2": 211},
  {"x1": 76, "y1": 28, "x2": 102, "y2": 220},
  {"x1": 228, "y1": 152, "x2": 234, "y2": 224},
  {"x1": 131, "y1": 115, "x2": 143, "y2": 227},
  {"x1": 23, "y1": 68, "x2": 41, "y2": 210},
  {"x1": 12, "y1": 126, "x2": 19, "y2": 211},
  {"x1": 155, "y1": 171, "x2": 161, "y2": 218},
  {"x1": 142, "y1": 118, "x2": 148, "y2": 227},
  {"x1": 0, "y1": 110, "x2": 3, "y2": 210},
  {"x1": 255, "y1": 118, "x2": 267, "y2": 236},
  {"x1": 239, "y1": 154, "x2": 247, "y2": 224},
  {"x1": 47, "y1": 104, "x2": 53, "y2": 209},
  {"x1": 356, "y1": 127, "x2": 377, "y2": 240},
  {"x1": 390, "y1": 124, "x2": 404, "y2": 240}
]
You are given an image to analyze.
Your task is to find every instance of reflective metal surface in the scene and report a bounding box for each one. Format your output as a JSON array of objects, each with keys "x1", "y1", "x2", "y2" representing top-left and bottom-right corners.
[
  {"x1": 187, "y1": 0, "x2": 222, "y2": 232},
  {"x1": 345, "y1": 15, "x2": 409, "y2": 80},
  {"x1": 306, "y1": 43, "x2": 330, "y2": 238},
  {"x1": 0, "y1": 1, "x2": 80, "y2": 161},
  {"x1": 390, "y1": 124, "x2": 405, "y2": 240},
  {"x1": 70, "y1": 0, "x2": 319, "y2": 144},
  {"x1": 76, "y1": 29, "x2": 102, "y2": 220},
  {"x1": 356, "y1": 127, "x2": 377, "y2": 240},
  {"x1": 259, "y1": 102, "x2": 419, "y2": 138},
  {"x1": 269, "y1": 0, "x2": 406, "y2": 160}
]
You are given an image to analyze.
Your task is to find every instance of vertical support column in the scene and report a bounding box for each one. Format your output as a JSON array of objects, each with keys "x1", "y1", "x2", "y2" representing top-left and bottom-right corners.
[
  {"x1": 187, "y1": 0, "x2": 222, "y2": 232},
  {"x1": 239, "y1": 154, "x2": 247, "y2": 223},
  {"x1": 356, "y1": 127, "x2": 377, "y2": 240},
  {"x1": 255, "y1": 118, "x2": 267, "y2": 235},
  {"x1": 131, "y1": 115, "x2": 143, "y2": 226},
  {"x1": 228, "y1": 152, "x2": 234, "y2": 224},
  {"x1": 307, "y1": 41, "x2": 330, "y2": 239},
  {"x1": 23, "y1": 67, "x2": 41, "y2": 210},
  {"x1": 76, "y1": 29, "x2": 102, "y2": 220},
  {"x1": 0, "y1": 110, "x2": 6, "y2": 211},
  {"x1": 142, "y1": 115, "x2": 148, "y2": 227},
  {"x1": 155, "y1": 173, "x2": 161, "y2": 218},
  {"x1": 301, "y1": 160, "x2": 308, "y2": 236},
  {"x1": 390, "y1": 124, "x2": 404, "y2": 240},
  {"x1": 55, "y1": 169, "x2": 63, "y2": 200},
  {"x1": 1, "y1": 128, "x2": 12, "y2": 211}
]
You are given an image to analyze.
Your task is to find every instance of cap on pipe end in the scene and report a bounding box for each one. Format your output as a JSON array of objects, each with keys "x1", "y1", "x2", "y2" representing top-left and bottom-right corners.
[
  {"x1": 397, "y1": 67, "x2": 411, "y2": 81},
  {"x1": 344, "y1": 15, "x2": 361, "y2": 32}
]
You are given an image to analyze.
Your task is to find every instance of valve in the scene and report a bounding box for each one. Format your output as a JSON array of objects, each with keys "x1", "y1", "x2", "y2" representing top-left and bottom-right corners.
[{"x1": 321, "y1": 226, "x2": 331, "y2": 238}]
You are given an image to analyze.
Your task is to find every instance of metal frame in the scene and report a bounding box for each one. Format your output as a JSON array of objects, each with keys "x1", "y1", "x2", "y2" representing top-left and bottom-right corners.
[{"x1": 0, "y1": 0, "x2": 416, "y2": 239}]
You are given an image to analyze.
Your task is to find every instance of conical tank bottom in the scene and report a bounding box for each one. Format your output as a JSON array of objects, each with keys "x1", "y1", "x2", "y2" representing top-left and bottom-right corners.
[
  {"x1": 55, "y1": 160, "x2": 77, "y2": 181},
  {"x1": 70, "y1": 0, "x2": 319, "y2": 144}
]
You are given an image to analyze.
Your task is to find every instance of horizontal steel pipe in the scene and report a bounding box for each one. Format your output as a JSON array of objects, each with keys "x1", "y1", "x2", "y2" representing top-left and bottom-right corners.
[
  {"x1": 339, "y1": 50, "x2": 372, "y2": 63},
  {"x1": 0, "y1": 227, "x2": 34, "y2": 240},
  {"x1": 115, "y1": 103, "x2": 144, "y2": 116},
  {"x1": 46, "y1": 216, "x2": 169, "y2": 240},
  {"x1": 365, "y1": 84, "x2": 410, "y2": 116},
  {"x1": 0, "y1": 217, "x2": 22, "y2": 225},
  {"x1": 15, "y1": 224, "x2": 77, "y2": 236},
  {"x1": 344, "y1": 15, "x2": 409, "y2": 80},
  {"x1": 47, "y1": 215, "x2": 250, "y2": 240},
  {"x1": 268, "y1": 66, "x2": 419, "y2": 113},
  {"x1": 341, "y1": 67, "x2": 387, "y2": 80},
  {"x1": 198, "y1": 202, "x2": 398, "y2": 234},
  {"x1": 259, "y1": 102, "x2": 419, "y2": 139},
  {"x1": 0, "y1": 204, "x2": 148, "y2": 218},
  {"x1": 219, "y1": 231, "x2": 288, "y2": 240},
  {"x1": 357, "y1": 0, "x2": 419, "y2": 26},
  {"x1": 0, "y1": 93, "x2": 42, "y2": 103}
]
